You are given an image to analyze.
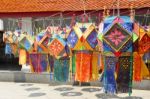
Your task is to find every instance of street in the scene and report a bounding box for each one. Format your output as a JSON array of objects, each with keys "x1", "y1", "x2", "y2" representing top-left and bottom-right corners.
[{"x1": 0, "y1": 82, "x2": 149, "y2": 99}]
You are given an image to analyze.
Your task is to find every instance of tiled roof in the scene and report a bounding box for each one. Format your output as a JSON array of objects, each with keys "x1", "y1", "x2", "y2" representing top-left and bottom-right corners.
[{"x1": 0, "y1": 0, "x2": 149, "y2": 12}]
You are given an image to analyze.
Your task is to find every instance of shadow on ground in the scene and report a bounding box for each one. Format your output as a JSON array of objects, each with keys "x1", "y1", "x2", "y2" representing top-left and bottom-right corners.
[
  {"x1": 95, "y1": 93, "x2": 143, "y2": 99},
  {"x1": 28, "y1": 92, "x2": 46, "y2": 97},
  {"x1": 54, "y1": 87, "x2": 74, "y2": 91},
  {"x1": 82, "y1": 88, "x2": 101, "y2": 92},
  {"x1": 20, "y1": 83, "x2": 34, "y2": 87},
  {"x1": 61, "y1": 92, "x2": 83, "y2": 96},
  {"x1": 25, "y1": 87, "x2": 40, "y2": 91}
]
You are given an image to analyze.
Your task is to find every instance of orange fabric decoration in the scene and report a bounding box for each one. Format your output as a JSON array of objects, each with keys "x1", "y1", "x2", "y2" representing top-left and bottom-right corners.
[
  {"x1": 139, "y1": 34, "x2": 150, "y2": 54},
  {"x1": 49, "y1": 39, "x2": 64, "y2": 57},
  {"x1": 75, "y1": 52, "x2": 92, "y2": 82},
  {"x1": 133, "y1": 52, "x2": 142, "y2": 81}
]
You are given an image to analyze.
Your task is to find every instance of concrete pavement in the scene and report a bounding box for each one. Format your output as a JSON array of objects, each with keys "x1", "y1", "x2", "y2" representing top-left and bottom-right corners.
[{"x1": 0, "y1": 82, "x2": 149, "y2": 99}]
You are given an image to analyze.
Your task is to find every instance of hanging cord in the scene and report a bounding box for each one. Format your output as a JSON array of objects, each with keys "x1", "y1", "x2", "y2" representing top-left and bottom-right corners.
[
  {"x1": 112, "y1": 0, "x2": 120, "y2": 16},
  {"x1": 117, "y1": 0, "x2": 120, "y2": 17},
  {"x1": 113, "y1": 0, "x2": 116, "y2": 16},
  {"x1": 59, "y1": 13, "x2": 63, "y2": 28},
  {"x1": 144, "y1": 9, "x2": 149, "y2": 27},
  {"x1": 81, "y1": 0, "x2": 89, "y2": 23}
]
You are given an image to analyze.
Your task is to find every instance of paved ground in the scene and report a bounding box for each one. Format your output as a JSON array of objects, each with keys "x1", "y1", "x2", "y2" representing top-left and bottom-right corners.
[{"x1": 0, "y1": 82, "x2": 149, "y2": 99}]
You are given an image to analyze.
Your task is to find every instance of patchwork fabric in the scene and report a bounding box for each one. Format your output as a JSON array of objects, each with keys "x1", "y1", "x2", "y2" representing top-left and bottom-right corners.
[
  {"x1": 116, "y1": 56, "x2": 132, "y2": 93},
  {"x1": 121, "y1": 23, "x2": 133, "y2": 33},
  {"x1": 86, "y1": 29, "x2": 98, "y2": 49},
  {"x1": 19, "y1": 35, "x2": 33, "y2": 52},
  {"x1": 29, "y1": 53, "x2": 39, "y2": 72},
  {"x1": 103, "y1": 23, "x2": 131, "y2": 52},
  {"x1": 71, "y1": 23, "x2": 97, "y2": 50},
  {"x1": 133, "y1": 52, "x2": 142, "y2": 81},
  {"x1": 103, "y1": 56, "x2": 117, "y2": 94},
  {"x1": 54, "y1": 58, "x2": 69, "y2": 82},
  {"x1": 29, "y1": 53, "x2": 50, "y2": 73},
  {"x1": 67, "y1": 30, "x2": 78, "y2": 48},
  {"x1": 103, "y1": 41, "x2": 114, "y2": 52},
  {"x1": 38, "y1": 35, "x2": 49, "y2": 52},
  {"x1": 4, "y1": 31, "x2": 18, "y2": 43},
  {"x1": 75, "y1": 51, "x2": 92, "y2": 82},
  {"x1": 120, "y1": 39, "x2": 133, "y2": 52},
  {"x1": 39, "y1": 53, "x2": 50, "y2": 72},
  {"x1": 19, "y1": 49, "x2": 27, "y2": 65},
  {"x1": 49, "y1": 39, "x2": 65, "y2": 57},
  {"x1": 139, "y1": 34, "x2": 150, "y2": 54}
]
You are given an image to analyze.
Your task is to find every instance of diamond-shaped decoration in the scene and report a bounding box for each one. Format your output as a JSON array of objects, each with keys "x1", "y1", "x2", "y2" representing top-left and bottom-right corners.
[
  {"x1": 86, "y1": 29, "x2": 98, "y2": 49},
  {"x1": 103, "y1": 23, "x2": 131, "y2": 52},
  {"x1": 20, "y1": 37, "x2": 32, "y2": 51},
  {"x1": 67, "y1": 30, "x2": 78, "y2": 48},
  {"x1": 49, "y1": 39, "x2": 64, "y2": 56}
]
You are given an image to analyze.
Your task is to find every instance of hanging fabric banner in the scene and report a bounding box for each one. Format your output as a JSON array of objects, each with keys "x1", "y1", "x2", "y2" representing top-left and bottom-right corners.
[
  {"x1": 75, "y1": 51, "x2": 92, "y2": 82},
  {"x1": 91, "y1": 52, "x2": 99, "y2": 81},
  {"x1": 133, "y1": 52, "x2": 142, "y2": 81},
  {"x1": 39, "y1": 53, "x2": 50, "y2": 72},
  {"x1": 29, "y1": 53, "x2": 50, "y2": 73},
  {"x1": 103, "y1": 56, "x2": 117, "y2": 94},
  {"x1": 116, "y1": 56, "x2": 132, "y2": 93},
  {"x1": 19, "y1": 49, "x2": 27, "y2": 65},
  {"x1": 29, "y1": 53, "x2": 39, "y2": 72},
  {"x1": 54, "y1": 58, "x2": 69, "y2": 82}
]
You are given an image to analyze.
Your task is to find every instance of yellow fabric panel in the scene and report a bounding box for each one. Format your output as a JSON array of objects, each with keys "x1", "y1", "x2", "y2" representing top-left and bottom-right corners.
[
  {"x1": 19, "y1": 49, "x2": 27, "y2": 65},
  {"x1": 100, "y1": 54, "x2": 104, "y2": 71},
  {"x1": 141, "y1": 57, "x2": 150, "y2": 78},
  {"x1": 92, "y1": 52, "x2": 99, "y2": 81}
]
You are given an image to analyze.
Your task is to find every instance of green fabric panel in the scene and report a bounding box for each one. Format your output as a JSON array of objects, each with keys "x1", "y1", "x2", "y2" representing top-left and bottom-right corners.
[
  {"x1": 54, "y1": 59, "x2": 69, "y2": 82},
  {"x1": 72, "y1": 54, "x2": 76, "y2": 73}
]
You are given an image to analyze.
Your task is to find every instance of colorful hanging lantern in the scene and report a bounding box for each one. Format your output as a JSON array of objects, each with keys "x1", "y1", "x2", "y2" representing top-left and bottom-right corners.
[
  {"x1": 101, "y1": 16, "x2": 133, "y2": 95},
  {"x1": 103, "y1": 23, "x2": 132, "y2": 52}
]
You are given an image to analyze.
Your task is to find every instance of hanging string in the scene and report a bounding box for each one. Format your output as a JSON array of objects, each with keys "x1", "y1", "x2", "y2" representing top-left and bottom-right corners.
[
  {"x1": 81, "y1": 0, "x2": 89, "y2": 23},
  {"x1": 144, "y1": 9, "x2": 149, "y2": 26},
  {"x1": 117, "y1": 0, "x2": 120, "y2": 17}
]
